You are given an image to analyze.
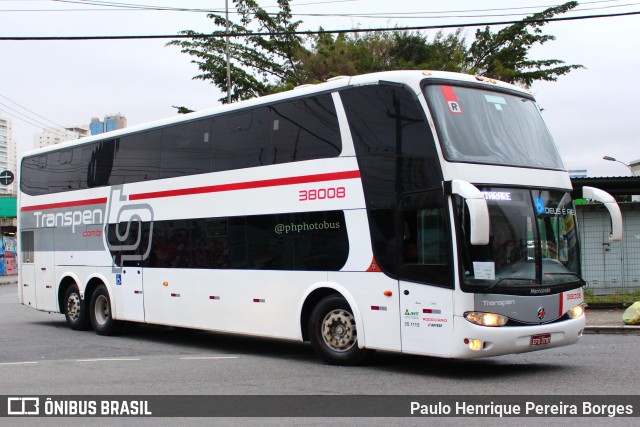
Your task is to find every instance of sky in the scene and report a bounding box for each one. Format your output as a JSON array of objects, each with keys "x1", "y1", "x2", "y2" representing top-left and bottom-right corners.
[{"x1": 0, "y1": 0, "x2": 639, "y2": 177}]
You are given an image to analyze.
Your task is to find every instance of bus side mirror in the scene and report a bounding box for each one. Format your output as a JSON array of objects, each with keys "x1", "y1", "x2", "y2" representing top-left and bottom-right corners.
[
  {"x1": 444, "y1": 179, "x2": 490, "y2": 246},
  {"x1": 582, "y1": 186, "x2": 623, "y2": 241}
]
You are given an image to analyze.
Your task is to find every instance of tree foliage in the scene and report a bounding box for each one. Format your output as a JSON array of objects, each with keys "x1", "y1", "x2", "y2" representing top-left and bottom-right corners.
[{"x1": 170, "y1": 0, "x2": 582, "y2": 106}]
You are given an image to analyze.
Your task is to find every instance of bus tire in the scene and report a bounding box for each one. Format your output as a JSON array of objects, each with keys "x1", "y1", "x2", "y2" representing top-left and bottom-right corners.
[
  {"x1": 308, "y1": 295, "x2": 372, "y2": 365},
  {"x1": 89, "y1": 285, "x2": 124, "y2": 336},
  {"x1": 63, "y1": 284, "x2": 90, "y2": 331}
]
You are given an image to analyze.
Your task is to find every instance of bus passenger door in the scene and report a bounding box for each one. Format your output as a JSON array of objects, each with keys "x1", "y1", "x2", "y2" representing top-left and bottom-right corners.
[
  {"x1": 397, "y1": 190, "x2": 454, "y2": 357},
  {"x1": 34, "y1": 228, "x2": 57, "y2": 311}
]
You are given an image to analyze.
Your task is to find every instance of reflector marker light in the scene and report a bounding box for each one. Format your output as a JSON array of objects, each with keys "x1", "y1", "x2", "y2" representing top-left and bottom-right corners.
[
  {"x1": 383, "y1": 290, "x2": 393, "y2": 297},
  {"x1": 371, "y1": 306, "x2": 387, "y2": 311},
  {"x1": 423, "y1": 309, "x2": 441, "y2": 314},
  {"x1": 253, "y1": 298, "x2": 265, "y2": 303},
  {"x1": 46, "y1": 285, "x2": 52, "y2": 289},
  {"x1": 210, "y1": 296, "x2": 220, "y2": 300},
  {"x1": 171, "y1": 293, "x2": 180, "y2": 298},
  {"x1": 134, "y1": 290, "x2": 143, "y2": 294}
]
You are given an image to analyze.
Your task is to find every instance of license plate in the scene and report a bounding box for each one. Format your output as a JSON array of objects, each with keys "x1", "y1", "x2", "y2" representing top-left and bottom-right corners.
[{"x1": 530, "y1": 333, "x2": 551, "y2": 346}]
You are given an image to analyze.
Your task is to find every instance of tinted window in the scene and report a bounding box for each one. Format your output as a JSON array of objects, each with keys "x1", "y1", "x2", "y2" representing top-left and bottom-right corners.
[
  {"x1": 21, "y1": 94, "x2": 342, "y2": 196},
  {"x1": 139, "y1": 211, "x2": 348, "y2": 271},
  {"x1": 211, "y1": 108, "x2": 270, "y2": 172},
  {"x1": 270, "y1": 95, "x2": 341, "y2": 163},
  {"x1": 160, "y1": 119, "x2": 212, "y2": 179},
  {"x1": 83, "y1": 139, "x2": 116, "y2": 188},
  {"x1": 48, "y1": 147, "x2": 83, "y2": 193},
  {"x1": 20, "y1": 155, "x2": 49, "y2": 195},
  {"x1": 111, "y1": 130, "x2": 162, "y2": 185},
  {"x1": 340, "y1": 84, "x2": 442, "y2": 276}
]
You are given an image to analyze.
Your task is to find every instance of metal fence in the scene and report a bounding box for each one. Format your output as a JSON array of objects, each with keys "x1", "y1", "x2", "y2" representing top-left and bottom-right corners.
[{"x1": 577, "y1": 202, "x2": 640, "y2": 302}]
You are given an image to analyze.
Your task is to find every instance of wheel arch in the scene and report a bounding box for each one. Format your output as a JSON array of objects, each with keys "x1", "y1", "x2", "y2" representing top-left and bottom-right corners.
[
  {"x1": 299, "y1": 283, "x2": 366, "y2": 348},
  {"x1": 83, "y1": 273, "x2": 117, "y2": 317},
  {"x1": 57, "y1": 273, "x2": 82, "y2": 314}
]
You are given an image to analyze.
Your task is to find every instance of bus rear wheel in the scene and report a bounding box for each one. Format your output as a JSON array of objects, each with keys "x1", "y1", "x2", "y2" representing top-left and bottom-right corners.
[
  {"x1": 308, "y1": 295, "x2": 372, "y2": 365},
  {"x1": 90, "y1": 285, "x2": 124, "y2": 336},
  {"x1": 64, "y1": 284, "x2": 90, "y2": 330}
]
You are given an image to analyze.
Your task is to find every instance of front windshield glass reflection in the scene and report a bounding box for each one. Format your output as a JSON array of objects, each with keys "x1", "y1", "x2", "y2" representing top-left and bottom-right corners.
[{"x1": 456, "y1": 187, "x2": 582, "y2": 291}]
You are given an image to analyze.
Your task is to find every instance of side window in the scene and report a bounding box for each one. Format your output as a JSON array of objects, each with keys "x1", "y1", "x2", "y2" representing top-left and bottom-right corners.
[
  {"x1": 160, "y1": 119, "x2": 212, "y2": 179},
  {"x1": 340, "y1": 84, "x2": 442, "y2": 277},
  {"x1": 83, "y1": 139, "x2": 117, "y2": 188},
  {"x1": 20, "y1": 155, "x2": 48, "y2": 196},
  {"x1": 398, "y1": 191, "x2": 452, "y2": 288},
  {"x1": 49, "y1": 147, "x2": 83, "y2": 192},
  {"x1": 21, "y1": 231, "x2": 34, "y2": 263},
  {"x1": 111, "y1": 130, "x2": 162, "y2": 184},
  {"x1": 211, "y1": 108, "x2": 270, "y2": 172},
  {"x1": 270, "y1": 95, "x2": 341, "y2": 163}
]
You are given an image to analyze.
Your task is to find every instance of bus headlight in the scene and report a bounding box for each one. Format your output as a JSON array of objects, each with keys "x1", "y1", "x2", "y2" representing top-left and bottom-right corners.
[
  {"x1": 567, "y1": 303, "x2": 586, "y2": 319},
  {"x1": 464, "y1": 312, "x2": 508, "y2": 327}
]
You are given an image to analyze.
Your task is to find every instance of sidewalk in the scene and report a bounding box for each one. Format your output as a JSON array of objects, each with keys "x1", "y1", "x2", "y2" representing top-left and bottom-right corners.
[
  {"x1": 0, "y1": 275, "x2": 637, "y2": 334},
  {"x1": 584, "y1": 307, "x2": 640, "y2": 335}
]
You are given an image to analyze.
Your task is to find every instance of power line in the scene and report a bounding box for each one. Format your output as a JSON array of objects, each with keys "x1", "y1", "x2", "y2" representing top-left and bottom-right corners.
[
  {"x1": 1, "y1": 9, "x2": 638, "y2": 41},
  {"x1": 0, "y1": 95, "x2": 72, "y2": 137},
  {"x1": 0, "y1": 94, "x2": 67, "y2": 130},
  {"x1": 0, "y1": 0, "x2": 633, "y2": 17}
]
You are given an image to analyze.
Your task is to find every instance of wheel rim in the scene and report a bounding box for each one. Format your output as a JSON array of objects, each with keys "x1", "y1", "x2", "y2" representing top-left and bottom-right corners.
[
  {"x1": 94, "y1": 294, "x2": 110, "y2": 326},
  {"x1": 66, "y1": 292, "x2": 81, "y2": 321},
  {"x1": 321, "y1": 308, "x2": 357, "y2": 352}
]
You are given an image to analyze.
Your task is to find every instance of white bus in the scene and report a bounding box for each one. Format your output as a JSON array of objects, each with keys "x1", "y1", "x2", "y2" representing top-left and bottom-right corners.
[{"x1": 18, "y1": 71, "x2": 622, "y2": 365}]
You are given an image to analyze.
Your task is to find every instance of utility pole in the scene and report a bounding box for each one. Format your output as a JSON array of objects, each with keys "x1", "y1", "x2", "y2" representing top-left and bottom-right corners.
[{"x1": 225, "y1": 0, "x2": 232, "y2": 104}]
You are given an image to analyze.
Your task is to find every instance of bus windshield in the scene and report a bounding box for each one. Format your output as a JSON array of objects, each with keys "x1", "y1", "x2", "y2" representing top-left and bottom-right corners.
[
  {"x1": 455, "y1": 187, "x2": 583, "y2": 292},
  {"x1": 423, "y1": 83, "x2": 564, "y2": 169}
]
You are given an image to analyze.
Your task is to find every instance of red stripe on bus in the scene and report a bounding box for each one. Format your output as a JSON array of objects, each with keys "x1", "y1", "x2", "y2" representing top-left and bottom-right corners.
[
  {"x1": 20, "y1": 197, "x2": 108, "y2": 212},
  {"x1": 128, "y1": 170, "x2": 361, "y2": 201},
  {"x1": 559, "y1": 292, "x2": 564, "y2": 317}
]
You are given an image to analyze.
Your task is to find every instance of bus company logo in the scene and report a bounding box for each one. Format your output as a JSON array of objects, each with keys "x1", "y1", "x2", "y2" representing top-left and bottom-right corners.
[
  {"x1": 33, "y1": 209, "x2": 104, "y2": 234},
  {"x1": 404, "y1": 309, "x2": 419, "y2": 318},
  {"x1": 7, "y1": 397, "x2": 40, "y2": 415},
  {"x1": 537, "y1": 307, "x2": 546, "y2": 320}
]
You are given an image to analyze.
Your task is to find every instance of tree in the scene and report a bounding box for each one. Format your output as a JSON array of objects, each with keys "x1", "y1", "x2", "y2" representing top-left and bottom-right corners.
[
  {"x1": 168, "y1": 0, "x2": 305, "y2": 104},
  {"x1": 467, "y1": 1, "x2": 583, "y2": 86},
  {"x1": 170, "y1": 1, "x2": 582, "y2": 106}
]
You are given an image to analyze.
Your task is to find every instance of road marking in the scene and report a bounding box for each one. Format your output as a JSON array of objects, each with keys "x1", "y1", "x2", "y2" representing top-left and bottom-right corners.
[
  {"x1": 76, "y1": 358, "x2": 141, "y2": 362},
  {"x1": 179, "y1": 356, "x2": 239, "y2": 360},
  {"x1": 0, "y1": 361, "x2": 38, "y2": 366}
]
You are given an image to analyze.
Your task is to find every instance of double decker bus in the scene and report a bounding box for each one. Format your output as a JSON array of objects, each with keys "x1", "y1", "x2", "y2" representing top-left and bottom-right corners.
[{"x1": 18, "y1": 71, "x2": 622, "y2": 365}]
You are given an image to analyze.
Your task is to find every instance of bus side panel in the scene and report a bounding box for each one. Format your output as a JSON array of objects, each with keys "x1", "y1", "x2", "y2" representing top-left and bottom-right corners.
[{"x1": 143, "y1": 269, "x2": 326, "y2": 340}]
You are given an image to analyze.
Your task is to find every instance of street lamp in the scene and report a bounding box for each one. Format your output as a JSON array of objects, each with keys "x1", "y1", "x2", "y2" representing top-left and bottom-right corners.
[{"x1": 603, "y1": 156, "x2": 635, "y2": 176}]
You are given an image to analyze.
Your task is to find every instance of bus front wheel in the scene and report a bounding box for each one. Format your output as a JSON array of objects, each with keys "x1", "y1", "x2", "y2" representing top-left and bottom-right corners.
[
  {"x1": 89, "y1": 285, "x2": 124, "y2": 336},
  {"x1": 308, "y1": 295, "x2": 372, "y2": 365}
]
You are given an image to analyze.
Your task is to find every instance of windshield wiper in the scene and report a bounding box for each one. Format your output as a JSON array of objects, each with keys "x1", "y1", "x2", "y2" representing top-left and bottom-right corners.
[
  {"x1": 542, "y1": 271, "x2": 584, "y2": 284},
  {"x1": 486, "y1": 277, "x2": 535, "y2": 290}
]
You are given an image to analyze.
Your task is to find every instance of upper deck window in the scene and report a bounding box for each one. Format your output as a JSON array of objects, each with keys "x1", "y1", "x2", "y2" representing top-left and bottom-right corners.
[{"x1": 423, "y1": 83, "x2": 564, "y2": 170}]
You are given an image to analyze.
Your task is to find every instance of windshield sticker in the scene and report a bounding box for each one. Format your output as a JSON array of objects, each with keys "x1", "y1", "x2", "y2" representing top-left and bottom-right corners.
[
  {"x1": 534, "y1": 197, "x2": 545, "y2": 214},
  {"x1": 473, "y1": 262, "x2": 496, "y2": 280},
  {"x1": 484, "y1": 95, "x2": 507, "y2": 111},
  {"x1": 440, "y1": 86, "x2": 462, "y2": 114}
]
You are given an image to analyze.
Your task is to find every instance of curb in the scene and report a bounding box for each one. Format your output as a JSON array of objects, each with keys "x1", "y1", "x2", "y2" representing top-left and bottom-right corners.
[{"x1": 583, "y1": 325, "x2": 640, "y2": 336}]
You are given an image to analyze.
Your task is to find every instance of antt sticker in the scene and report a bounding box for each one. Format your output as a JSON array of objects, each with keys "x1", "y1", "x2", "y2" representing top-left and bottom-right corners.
[{"x1": 440, "y1": 86, "x2": 462, "y2": 114}]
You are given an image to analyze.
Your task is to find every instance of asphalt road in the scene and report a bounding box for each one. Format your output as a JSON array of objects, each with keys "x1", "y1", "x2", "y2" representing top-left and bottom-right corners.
[{"x1": 1, "y1": 283, "x2": 638, "y2": 426}]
